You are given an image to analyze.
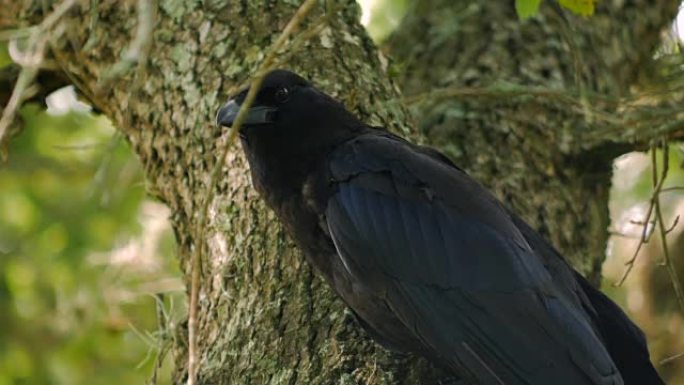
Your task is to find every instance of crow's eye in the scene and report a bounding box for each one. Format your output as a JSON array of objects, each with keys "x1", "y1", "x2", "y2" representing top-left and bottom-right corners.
[{"x1": 274, "y1": 87, "x2": 290, "y2": 103}]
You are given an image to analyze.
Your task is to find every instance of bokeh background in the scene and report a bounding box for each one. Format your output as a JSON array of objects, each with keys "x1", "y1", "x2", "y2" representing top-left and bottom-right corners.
[{"x1": 1, "y1": 2, "x2": 684, "y2": 384}]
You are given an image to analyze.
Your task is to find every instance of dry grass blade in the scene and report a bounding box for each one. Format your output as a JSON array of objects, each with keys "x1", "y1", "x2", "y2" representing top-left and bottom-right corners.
[{"x1": 662, "y1": 186, "x2": 684, "y2": 193}]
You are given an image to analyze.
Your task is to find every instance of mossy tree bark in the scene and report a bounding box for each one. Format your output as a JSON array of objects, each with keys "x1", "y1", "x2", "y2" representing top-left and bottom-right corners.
[{"x1": 4, "y1": 0, "x2": 680, "y2": 384}]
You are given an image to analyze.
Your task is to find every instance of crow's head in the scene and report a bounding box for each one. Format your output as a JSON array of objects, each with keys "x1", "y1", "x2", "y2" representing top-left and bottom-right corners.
[{"x1": 216, "y1": 70, "x2": 361, "y2": 152}]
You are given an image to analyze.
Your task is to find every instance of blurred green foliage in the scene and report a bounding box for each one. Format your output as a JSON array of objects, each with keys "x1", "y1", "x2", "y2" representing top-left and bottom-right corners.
[
  {"x1": 515, "y1": 0, "x2": 542, "y2": 20},
  {"x1": 0, "y1": 102, "x2": 182, "y2": 385},
  {"x1": 515, "y1": 0, "x2": 596, "y2": 19}
]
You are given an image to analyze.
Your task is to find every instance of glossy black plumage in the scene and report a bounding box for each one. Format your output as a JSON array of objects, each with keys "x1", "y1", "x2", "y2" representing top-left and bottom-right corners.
[{"x1": 216, "y1": 70, "x2": 664, "y2": 385}]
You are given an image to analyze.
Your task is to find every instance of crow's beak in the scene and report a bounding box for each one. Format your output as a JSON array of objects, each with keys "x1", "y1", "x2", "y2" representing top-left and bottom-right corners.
[{"x1": 216, "y1": 100, "x2": 277, "y2": 127}]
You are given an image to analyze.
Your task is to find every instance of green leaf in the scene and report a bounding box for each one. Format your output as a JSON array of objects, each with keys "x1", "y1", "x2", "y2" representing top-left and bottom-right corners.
[
  {"x1": 516, "y1": 0, "x2": 542, "y2": 20},
  {"x1": 558, "y1": 0, "x2": 596, "y2": 16}
]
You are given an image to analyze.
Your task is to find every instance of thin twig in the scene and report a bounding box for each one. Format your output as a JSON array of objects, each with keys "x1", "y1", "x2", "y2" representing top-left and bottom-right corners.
[
  {"x1": 608, "y1": 230, "x2": 642, "y2": 239},
  {"x1": 652, "y1": 141, "x2": 684, "y2": 312},
  {"x1": 664, "y1": 215, "x2": 680, "y2": 234},
  {"x1": 186, "y1": 1, "x2": 319, "y2": 384},
  {"x1": 616, "y1": 143, "x2": 667, "y2": 286},
  {"x1": 629, "y1": 219, "x2": 654, "y2": 226},
  {"x1": 0, "y1": 65, "x2": 39, "y2": 157},
  {"x1": 0, "y1": 0, "x2": 77, "y2": 159},
  {"x1": 660, "y1": 351, "x2": 684, "y2": 365}
]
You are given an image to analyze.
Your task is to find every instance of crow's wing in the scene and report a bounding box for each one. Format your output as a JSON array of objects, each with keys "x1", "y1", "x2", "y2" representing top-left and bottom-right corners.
[
  {"x1": 417, "y1": 140, "x2": 662, "y2": 385},
  {"x1": 512, "y1": 214, "x2": 663, "y2": 384},
  {"x1": 325, "y1": 134, "x2": 622, "y2": 385}
]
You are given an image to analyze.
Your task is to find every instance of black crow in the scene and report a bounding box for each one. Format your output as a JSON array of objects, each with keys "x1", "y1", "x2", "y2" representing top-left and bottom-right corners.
[{"x1": 216, "y1": 69, "x2": 663, "y2": 385}]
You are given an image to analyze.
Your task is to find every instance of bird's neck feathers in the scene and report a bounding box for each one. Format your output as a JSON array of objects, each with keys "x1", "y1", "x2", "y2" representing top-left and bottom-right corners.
[
  {"x1": 240, "y1": 119, "x2": 366, "y2": 206},
  {"x1": 239, "y1": 89, "x2": 367, "y2": 205}
]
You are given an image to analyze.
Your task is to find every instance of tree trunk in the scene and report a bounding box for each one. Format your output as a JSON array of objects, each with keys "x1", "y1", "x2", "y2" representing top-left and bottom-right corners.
[{"x1": 4, "y1": 0, "x2": 679, "y2": 384}]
